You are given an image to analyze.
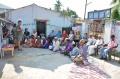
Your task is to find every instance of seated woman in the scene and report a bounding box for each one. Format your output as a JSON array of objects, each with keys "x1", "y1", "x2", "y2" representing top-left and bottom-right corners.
[
  {"x1": 74, "y1": 31, "x2": 81, "y2": 44},
  {"x1": 60, "y1": 30, "x2": 68, "y2": 44},
  {"x1": 56, "y1": 31, "x2": 61, "y2": 38},
  {"x1": 60, "y1": 39, "x2": 73, "y2": 55},
  {"x1": 31, "y1": 35, "x2": 36, "y2": 47},
  {"x1": 23, "y1": 36, "x2": 31, "y2": 48},
  {"x1": 87, "y1": 35, "x2": 103, "y2": 55},
  {"x1": 49, "y1": 37, "x2": 60, "y2": 52},
  {"x1": 32, "y1": 29, "x2": 37, "y2": 38},
  {"x1": 83, "y1": 33, "x2": 88, "y2": 44},
  {"x1": 35, "y1": 36, "x2": 41, "y2": 48},
  {"x1": 86, "y1": 34, "x2": 95, "y2": 46},
  {"x1": 40, "y1": 37, "x2": 49, "y2": 49},
  {"x1": 68, "y1": 31, "x2": 74, "y2": 40}
]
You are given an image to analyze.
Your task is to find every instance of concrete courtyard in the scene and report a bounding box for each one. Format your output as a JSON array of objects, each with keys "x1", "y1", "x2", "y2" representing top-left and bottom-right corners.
[{"x1": 0, "y1": 48, "x2": 120, "y2": 79}]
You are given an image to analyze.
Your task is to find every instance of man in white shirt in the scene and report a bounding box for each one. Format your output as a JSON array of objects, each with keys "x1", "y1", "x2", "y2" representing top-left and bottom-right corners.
[
  {"x1": 87, "y1": 35, "x2": 103, "y2": 55},
  {"x1": 49, "y1": 37, "x2": 60, "y2": 52},
  {"x1": 86, "y1": 34, "x2": 95, "y2": 46}
]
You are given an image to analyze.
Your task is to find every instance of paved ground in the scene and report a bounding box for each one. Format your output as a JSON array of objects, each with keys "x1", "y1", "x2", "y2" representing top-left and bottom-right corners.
[{"x1": 0, "y1": 48, "x2": 120, "y2": 79}]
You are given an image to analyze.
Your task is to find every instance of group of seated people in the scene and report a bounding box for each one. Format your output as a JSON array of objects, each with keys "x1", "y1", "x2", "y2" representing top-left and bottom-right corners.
[{"x1": 23, "y1": 29, "x2": 118, "y2": 65}]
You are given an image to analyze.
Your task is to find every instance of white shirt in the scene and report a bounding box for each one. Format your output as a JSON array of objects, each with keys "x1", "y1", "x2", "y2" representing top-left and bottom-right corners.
[
  {"x1": 53, "y1": 40, "x2": 60, "y2": 48},
  {"x1": 87, "y1": 38, "x2": 94, "y2": 45},
  {"x1": 32, "y1": 32, "x2": 37, "y2": 38},
  {"x1": 95, "y1": 39, "x2": 103, "y2": 47},
  {"x1": 68, "y1": 34, "x2": 74, "y2": 39},
  {"x1": 25, "y1": 39, "x2": 31, "y2": 43}
]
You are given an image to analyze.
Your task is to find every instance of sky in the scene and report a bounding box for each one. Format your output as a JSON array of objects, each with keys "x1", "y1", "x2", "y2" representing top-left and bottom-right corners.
[{"x1": 0, "y1": 0, "x2": 113, "y2": 19}]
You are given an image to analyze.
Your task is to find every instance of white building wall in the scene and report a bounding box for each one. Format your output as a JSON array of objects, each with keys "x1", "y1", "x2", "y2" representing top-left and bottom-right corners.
[
  {"x1": 81, "y1": 21, "x2": 88, "y2": 38},
  {"x1": 6, "y1": 5, "x2": 35, "y2": 35},
  {"x1": 5, "y1": 4, "x2": 72, "y2": 36},
  {"x1": 33, "y1": 4, "x2": 71, "y2": 27},
  {"x1": 104, "y1": 20, "x2": 112, "y2": 44}
]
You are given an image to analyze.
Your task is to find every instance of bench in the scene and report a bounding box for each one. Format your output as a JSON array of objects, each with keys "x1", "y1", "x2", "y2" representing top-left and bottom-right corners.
[
  {"x1": 1, "y1": 47, "x2": 14, "y2": 58},
  {"x1": 108, "y1": 49, "x2": 120, "y2": 64}
]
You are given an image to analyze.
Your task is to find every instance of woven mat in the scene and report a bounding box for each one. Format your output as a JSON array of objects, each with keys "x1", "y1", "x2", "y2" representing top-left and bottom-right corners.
[{"x1": 68, "y1": 57, "x2": 111, "y2": 79}]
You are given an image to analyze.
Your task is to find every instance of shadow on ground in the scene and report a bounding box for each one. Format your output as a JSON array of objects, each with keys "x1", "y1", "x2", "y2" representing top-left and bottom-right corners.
[
  {"x1": 0, "y1": 48, "x2": 72, "y2": 78},
  {"x1": 91, "y1": 55, "x2": 120, "y2": 67}
]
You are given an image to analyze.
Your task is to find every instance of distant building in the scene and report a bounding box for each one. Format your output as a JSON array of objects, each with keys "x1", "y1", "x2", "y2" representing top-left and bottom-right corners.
[
  {"x1": 0, "y1": 3, "x2": 14, "y2": 18},
  {"x1": 5, "y1": 3, "x2": 73, "y2": 37}
]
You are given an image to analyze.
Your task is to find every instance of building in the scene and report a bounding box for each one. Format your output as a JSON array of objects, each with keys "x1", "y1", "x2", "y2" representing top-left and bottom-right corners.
[
  {"x1": 5, "y1": 3, "x2": 73, "y2": 37},
  {"x1": 0, "y1": 3, "x2": 13, "y2": 18}
]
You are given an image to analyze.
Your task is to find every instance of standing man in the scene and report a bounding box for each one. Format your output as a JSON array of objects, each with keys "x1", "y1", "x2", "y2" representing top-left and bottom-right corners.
[{"x1": 16, "y1": 19, "x2": 23, "y2": 51}]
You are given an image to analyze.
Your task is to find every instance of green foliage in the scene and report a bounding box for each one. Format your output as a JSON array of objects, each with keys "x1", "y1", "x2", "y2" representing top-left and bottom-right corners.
[
  {"x1": 111, "y1": 0, "x2": 119, "y2": 4},
  {"x1": 61, "y1": 8, "x2": 78, "y2": 18},
  {"x1": 111, "y1": 7, "x2": 120, "y2": 20},
  {"x1": 111, "y1": 0, "x2": 120, "y2": 20},
  {"x1": 53, "y1": 0, "x2": 79, "y2": 18},
  {"x1": 54, "y1": 0, "x2": 62, "y2": 12}
]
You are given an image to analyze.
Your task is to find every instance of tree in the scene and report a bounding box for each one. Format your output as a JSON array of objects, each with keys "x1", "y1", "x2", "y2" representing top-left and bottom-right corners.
[
  {"x1": 111, "y1": 0, "x2": 120, "y2": 5},
  {"x1": 111, "y1": 0, "x2": 120, "y2": 20},
  {"x1": 54, "y1": 0, "x2": 62, "y2": 12},
  {"x1": 61, "y1": 8, "x2": 78, "y2": 18},
  {"x1": 53, "y1": 0, "x2": 79, "y2": 18}
]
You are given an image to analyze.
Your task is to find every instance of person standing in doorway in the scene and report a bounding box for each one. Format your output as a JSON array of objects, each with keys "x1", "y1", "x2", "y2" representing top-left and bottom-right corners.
[{"x1": 16, "y1": 19, "x2": 23, "y2": 51}]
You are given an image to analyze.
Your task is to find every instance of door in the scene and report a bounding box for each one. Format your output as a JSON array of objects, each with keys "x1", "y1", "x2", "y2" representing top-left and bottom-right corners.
[
  {"x1": 36, "y1": 21, "x2": 46, "y2": 37},
  {"x1": 62, "y1": 27, "x2": 72, "y2": 35}
]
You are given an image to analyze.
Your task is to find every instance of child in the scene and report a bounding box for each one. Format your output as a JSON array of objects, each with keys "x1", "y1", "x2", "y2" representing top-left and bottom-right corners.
[
  {"x1": 23, "y1": 36, "x2": 31, "y2": 48},
  {"x1": 31, "y1": 35, "x2": 36, "y2": 47},
  {"x1": 35, "y1": 36, "x2": 41, "y2": 48}
]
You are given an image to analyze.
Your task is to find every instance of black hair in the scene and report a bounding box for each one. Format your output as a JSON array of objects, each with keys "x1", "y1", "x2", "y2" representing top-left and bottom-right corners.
[
  {"x1": 66, "y1": 39, "x2": 70, "y2": 42},
  {"x1": 25, "y1": 28, "x2": 28, "y2": 32},
  {"x1": 31, "y1": 35, "x2": 34, "y2": 38},
  {"x1": 111, "y1": 35, "x2": 115, "y2": 38},
  {"x1": 13, "y1": 24, "x2": 16, "y2": 27}
]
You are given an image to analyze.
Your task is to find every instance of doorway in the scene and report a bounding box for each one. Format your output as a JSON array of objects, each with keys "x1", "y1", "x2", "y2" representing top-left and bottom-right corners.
[{"x1": 36, "y1": 20, "x2": 46, "y2": 37}]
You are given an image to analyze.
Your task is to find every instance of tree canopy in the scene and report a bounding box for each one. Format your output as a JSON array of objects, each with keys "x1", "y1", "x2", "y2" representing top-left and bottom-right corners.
[
  {"x1": 53, "y1": 0, "x2": 79, "y2": 18},
  {"x1": 111, "y1": 0, "x2": 120, "y2": 20},
  {"x1": 54, "y1": 0, "x2": 62, "y2": 12}
]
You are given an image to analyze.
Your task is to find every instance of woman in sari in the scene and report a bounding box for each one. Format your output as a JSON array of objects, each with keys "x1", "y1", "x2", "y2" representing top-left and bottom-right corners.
[{"x1": 40, "y1": 37, "x2": 49, "y2": 49}]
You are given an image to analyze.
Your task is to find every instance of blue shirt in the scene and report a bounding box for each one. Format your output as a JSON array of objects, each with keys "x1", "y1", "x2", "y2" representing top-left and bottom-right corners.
[
  {"x1": 56, "y1": 32, "x2": 61, "y2": 37},
  {"x1": 70, "y1": 47, "x2": 79, "y2": 56},
  {"x1": 79, "y1": 44, "x2": 87, "y2": 61},
  {"x1": 50, "y1": 32, "x2": 55, "y2": 37}
]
